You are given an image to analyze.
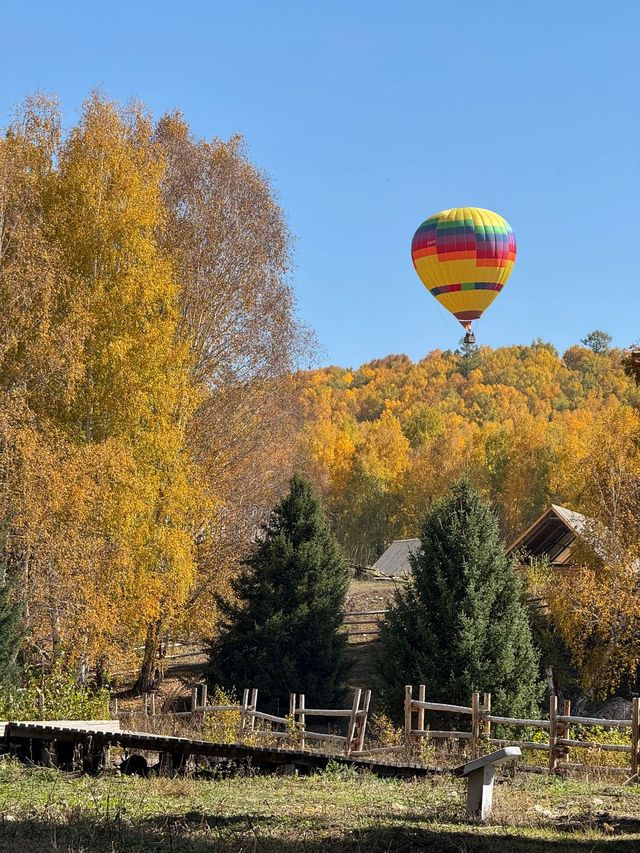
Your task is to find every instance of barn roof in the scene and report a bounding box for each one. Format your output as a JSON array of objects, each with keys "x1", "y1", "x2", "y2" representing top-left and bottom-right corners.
[
  {"x1": 507, "y1": 504, "x2": 587, "y2": 566},
  {"x1": 372, "y1": 538, "x2": 420, "y2": 577}
]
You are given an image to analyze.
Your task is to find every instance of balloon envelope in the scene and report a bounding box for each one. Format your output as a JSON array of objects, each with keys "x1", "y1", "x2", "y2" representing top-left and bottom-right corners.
[{"x1": 411, "y1": 207, "x2": 516, "y2": 328}]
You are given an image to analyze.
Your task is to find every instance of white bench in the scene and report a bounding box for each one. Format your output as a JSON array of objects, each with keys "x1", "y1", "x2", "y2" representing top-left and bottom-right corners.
[{"x1": 454, "y1": 746, "x2": 521, "y2": 821}]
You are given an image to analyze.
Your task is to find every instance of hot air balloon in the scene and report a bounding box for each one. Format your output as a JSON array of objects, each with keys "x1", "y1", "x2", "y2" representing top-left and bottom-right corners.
[{"x1": 411, "y1": 207, "x2": 516, "y2": 344}]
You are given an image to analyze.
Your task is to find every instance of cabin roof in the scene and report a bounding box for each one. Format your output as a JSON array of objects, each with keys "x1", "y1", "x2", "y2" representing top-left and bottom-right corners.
[
  {"x1": 507, "y1": 504, "x2": 587, "y2": 566},
  {"x1": 372, "y1": 538, "x2": 420, "y2": 577}
]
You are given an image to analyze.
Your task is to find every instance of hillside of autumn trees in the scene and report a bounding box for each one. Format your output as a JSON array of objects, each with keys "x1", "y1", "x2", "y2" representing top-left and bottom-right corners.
[
  {"x1": 295, "y1": 340, "x2": 640, "y2": 695},
  {"x1": 0, "y1": 93, "x2": 307, "y2": 690},
  {"x1": 296, "y1": 340, "x2": 639, "y2": 561}
]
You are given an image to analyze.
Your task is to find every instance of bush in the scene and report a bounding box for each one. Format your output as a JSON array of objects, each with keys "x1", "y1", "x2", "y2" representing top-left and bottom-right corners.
[{"x1": 0, "y1": 664, "x2": 109, "y2": 721}]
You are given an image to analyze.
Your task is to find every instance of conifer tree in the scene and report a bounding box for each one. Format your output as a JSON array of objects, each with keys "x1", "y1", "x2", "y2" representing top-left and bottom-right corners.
[
  {"x1": 377, "y1": 479, "x2": 540, "y2": 719},
  {"x1": 0, "y1": 545, "x2": 22, "y2": 686},
  {"x1": 208, "y1": 475, "x2": 350, "y2": 712}
]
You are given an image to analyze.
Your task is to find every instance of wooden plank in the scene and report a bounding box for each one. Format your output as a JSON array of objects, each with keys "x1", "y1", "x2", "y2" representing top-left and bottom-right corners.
[
  {"x1": 249, "y1": 689, "x2": 258, "y2": 732},
  {"x1": 412, "y1": 701, "x2": 473, "y2": 715},
  {"x1": 557, "y1": 715, "x2": 632, "y2": 727},
  {"x1": 485, "y1": 738, "x2": 548, "y2": 751},
  {"x1": 417, "y1": 685, "x2": 426, "y2": 734},
  {"x1": 299, "y1": 694, "x2": 305, "y2": 751},
  {"x1": 249, "y1": 710, "x2": 289, "y2": 726},
  {"x1": 404, "y1": 686, "x2": 413, "y2": 746},
  {"x1": 556, "y1": 738, "x2": 633, "y2": 753},
  {"x1": 548, "y1": 694, "x2": 558, "y2": 771},
  {"x1": 294, "y1": 708, "x2": 352, "y2": 718},
  {"x1": 413, "y1": 730, "x2": 473, "y2": 739},
  {"x1": 298, "y1": 730, "x2": 346, "y2": 743},
  {"x1": 561, "y1": 699, "x2": 571, "y2": 765},
  {"x1": 345, "y1": 689, "x2": 362, "y2": 756},
  {"x1": 486, "y1": 715, "x2": 550, "y2": 729},
  {"x1": 239, "y1": 688, "x2": 249, "y2": 741},
  {"x1": 357, "y1": 689, "x2": 372, "y2": 752},
  {"x1": 343, "y1": 610, "x2": 388, "y2": 617},
  {"x1": 250, "y1": 730, "x2": 292, "y2": 739},
  {"x1": 482, "y1": 693, "x2": 491, "y2": 739},
  {"x1": 471, "y1": 693, "x2": 480, "y2": 758}
]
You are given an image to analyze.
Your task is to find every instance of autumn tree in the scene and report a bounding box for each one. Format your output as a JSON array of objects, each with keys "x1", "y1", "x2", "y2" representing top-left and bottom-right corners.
[
  {"x1": 208, "y1": 475, "x2": 350, "y2": 712},
  {"x1": 152, "y1": 114, "x2": 309, "y2": 652},
  {"x1": 0, "y1": 95, "x2": 199, "y2": 682},
  {"x1": 377, "y1": 480, "x2": 541, "y2": 719},
  {"x1": 542, "y1": 404, "x2": 640, "y2": 695}
]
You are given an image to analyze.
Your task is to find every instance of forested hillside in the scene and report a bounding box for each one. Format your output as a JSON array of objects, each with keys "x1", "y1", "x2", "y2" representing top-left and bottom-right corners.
[{"x1": 296, "y1": 339, "x2": 640, "y2": 564}]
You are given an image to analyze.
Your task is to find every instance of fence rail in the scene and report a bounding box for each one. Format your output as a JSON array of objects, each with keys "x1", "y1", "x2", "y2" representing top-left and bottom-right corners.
[
  {"x1": 124, "y1": 683, "x2": 371, "y2": 757},
  {"x1": 403, "y1": 684, "x2": 640, "y2": 776},
  {"x1": 116, "y1": 681, "x2": 640, "y2": 779}
]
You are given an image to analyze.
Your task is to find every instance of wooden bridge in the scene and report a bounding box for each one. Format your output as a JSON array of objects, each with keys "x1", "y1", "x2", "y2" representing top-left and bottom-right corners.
[{"x1": 3, "y1": 721, "x2": 437, "y2": 778}]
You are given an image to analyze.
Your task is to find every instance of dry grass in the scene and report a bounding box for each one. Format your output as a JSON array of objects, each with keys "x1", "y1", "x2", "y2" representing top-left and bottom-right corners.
[{"x1": 1, "y1": 757, "x2": 640, "y2": 851}]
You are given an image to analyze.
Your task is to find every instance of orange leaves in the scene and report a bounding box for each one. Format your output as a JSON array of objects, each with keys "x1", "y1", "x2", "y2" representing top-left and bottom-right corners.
[{"x1": 296, "y1": 342, "x2": 639, "y2": 559}]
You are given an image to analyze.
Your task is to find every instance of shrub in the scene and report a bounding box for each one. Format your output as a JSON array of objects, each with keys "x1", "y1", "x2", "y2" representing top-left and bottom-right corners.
[{"x1": 0, "y1": 664, "x2": 109, "y2": 721}]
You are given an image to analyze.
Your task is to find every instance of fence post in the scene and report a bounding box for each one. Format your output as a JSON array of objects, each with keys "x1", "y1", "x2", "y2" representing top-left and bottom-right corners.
[
  {"x1": 418, "y1": 684, "x2": 426, "y2": 734},
  {"x1": 191, "y1": 685, "x2": 198, "y2": 712},
  {"x1": 471, "y1": 692, "x2": 480, "y2": 758},
  {"x1": 356, "y1": 689, "x2": 372, "y2": 752},
  {"x1": 239, "y1": 688, "x2": 249, "y2": 741},
  {"x1": 632, "y1": 697, "x2": 640, "y2": 779},
  {"x1": 404, "y1": 685, "x2": 413, "y2": 747},
  {"x1": 249, "y1": 688, "x2": 258, "y2": 732},
  {"x1": 299, "y1": 694, "x2": 306, "y2": 750},
  {"x1": 482, "y1": 692, "x2": 491, "y2": 741},
  {"x1": 113, "y1": 697, "x2": 118, "y2": 717},
  {"x1": 561, "y1": 699, "x2": 571, "y2": 766},
  {"x1": 143, "y1": 692, "x2": 149, "y2": 716},
  {"x1": 548, "y1": 694, "x2": 558, "y2": 772},
  {"x1": 201, "y1": 682, "x2": 208, "y2": 709},
  {"x1": 345, "y1": 688, "x2": 362, "y2": 756},
  {"x1": 150, "y1": 691, "x2": 156, "y2": 717}
]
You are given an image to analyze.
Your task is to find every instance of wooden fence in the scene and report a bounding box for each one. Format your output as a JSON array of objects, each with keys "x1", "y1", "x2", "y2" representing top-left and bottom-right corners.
[
  {"x1": 404, "y1": 684, "x2": 640, "y2": 776},
  {"x1": 126, "y1": 683, "x2": 371, "y2": 756},
  {"x1": 113, "y1": 610, "x2": 388, "y2": 679},
  {"x1": 341, "y1": 610, "x2": 388, "y2": 640}
]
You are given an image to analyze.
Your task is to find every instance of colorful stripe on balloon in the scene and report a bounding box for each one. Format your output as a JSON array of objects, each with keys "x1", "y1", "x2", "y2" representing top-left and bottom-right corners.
[{"x1": 411, "y1": 207, "x2": 516, "y2": 326}]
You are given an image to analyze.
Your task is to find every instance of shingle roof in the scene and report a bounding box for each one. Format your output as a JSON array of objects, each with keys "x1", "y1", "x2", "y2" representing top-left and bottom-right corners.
[{"x1": 371, "y1": 539, "x2": 420, "y2": 577}]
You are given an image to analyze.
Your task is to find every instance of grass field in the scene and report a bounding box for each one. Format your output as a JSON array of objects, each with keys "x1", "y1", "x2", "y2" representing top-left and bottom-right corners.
[{"x1": 2, "y1": 760, "x2": 640, "y2": 852}]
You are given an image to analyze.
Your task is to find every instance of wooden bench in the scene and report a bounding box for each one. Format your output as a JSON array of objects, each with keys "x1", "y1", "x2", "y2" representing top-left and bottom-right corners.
[{"x1": 454, "y1": 746, "x2": 521, "y2": 821}]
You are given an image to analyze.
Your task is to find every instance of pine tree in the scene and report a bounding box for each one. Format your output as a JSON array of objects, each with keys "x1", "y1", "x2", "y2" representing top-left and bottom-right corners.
[
  {"x1": 208, "y1": 475, "x2": 350, "y2": 712},
  {"x1": 377, "y1": 479, "x2": 541, "y2": 720},
  {"x1": 0, "y1": 548, "x2": 22, "y2": 686}
]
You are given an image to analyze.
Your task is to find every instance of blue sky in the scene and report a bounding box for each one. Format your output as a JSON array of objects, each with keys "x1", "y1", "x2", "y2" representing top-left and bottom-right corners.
[{"x1": 2, "y1": 2, "x2": 639, "y2": 366}]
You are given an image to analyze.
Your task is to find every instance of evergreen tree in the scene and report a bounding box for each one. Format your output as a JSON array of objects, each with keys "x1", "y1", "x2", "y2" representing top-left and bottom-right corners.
[
  {"x1": 456, "y1": 337, "x2": 482, "y2": 377},
  {"x1": 377, "y1": 479, "x2": 541, "y2": 720},
  {"x1": 0, "y1": 549, "x2": 23, "y2": 686},
  {"x1": 208, "y1": 474, "x2": 350, "y2": 712}
]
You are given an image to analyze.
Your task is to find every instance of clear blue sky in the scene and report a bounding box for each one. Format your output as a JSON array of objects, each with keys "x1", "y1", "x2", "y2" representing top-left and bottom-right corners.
[{"x1": 3, "y1": 2, "x2": 639, "y2": 366}]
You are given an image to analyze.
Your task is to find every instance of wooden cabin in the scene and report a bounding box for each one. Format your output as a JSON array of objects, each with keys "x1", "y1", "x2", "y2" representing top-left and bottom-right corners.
[{"x1": 506, "y1": 504, "x2": 587, "y2": 569}]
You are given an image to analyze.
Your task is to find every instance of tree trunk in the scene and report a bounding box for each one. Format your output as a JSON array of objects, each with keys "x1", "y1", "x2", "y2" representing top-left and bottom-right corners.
[{"x1": 135, "y1": 618, "x2": 163, "y2": 694}]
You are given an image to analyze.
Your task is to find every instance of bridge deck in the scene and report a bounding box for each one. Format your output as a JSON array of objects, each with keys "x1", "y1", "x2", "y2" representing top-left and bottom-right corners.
[{"x1": 5, "y1": 722, "x2": 439, "y2": 778}]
